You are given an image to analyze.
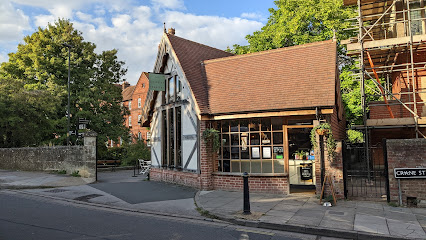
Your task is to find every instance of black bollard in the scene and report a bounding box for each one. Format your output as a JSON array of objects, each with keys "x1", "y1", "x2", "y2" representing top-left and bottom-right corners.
[
  {"x1": 132, "y1": 163, "x2": 137, "y2": 177},
  {"x1": 242, "y1": 172, "x2": 251, "y2": 215}
]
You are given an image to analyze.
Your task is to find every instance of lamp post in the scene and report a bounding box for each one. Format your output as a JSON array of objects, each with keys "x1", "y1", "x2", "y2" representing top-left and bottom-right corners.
[{"x1": 62, "y1": 43, "x2": 73, "y2": 146}]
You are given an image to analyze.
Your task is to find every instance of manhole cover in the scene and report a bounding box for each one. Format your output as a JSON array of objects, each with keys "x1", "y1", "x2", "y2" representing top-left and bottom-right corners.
[
  {"x1": 44, "y1": 189, "x2": 68, "y2": 193},
  {"x1": 328, "y1": 211, "x2": 345, "y2": 216},
  {"x1": 74, "y1": 194, "x2": 103, "y2": 202}
]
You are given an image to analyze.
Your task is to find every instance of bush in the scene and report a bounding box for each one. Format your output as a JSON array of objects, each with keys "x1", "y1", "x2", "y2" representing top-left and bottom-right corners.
[{"x1": 121, "y1": 140, "x2": 150, "y2": 166}]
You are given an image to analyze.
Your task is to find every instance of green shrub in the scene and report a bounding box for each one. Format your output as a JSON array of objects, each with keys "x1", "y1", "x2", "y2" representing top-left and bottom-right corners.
[
  {"x1": 71, "y1": 171, "x2": 81, "y2": 177},
  {"x1": 121, "y1": 140, "x2": 150, "y2": 166}
]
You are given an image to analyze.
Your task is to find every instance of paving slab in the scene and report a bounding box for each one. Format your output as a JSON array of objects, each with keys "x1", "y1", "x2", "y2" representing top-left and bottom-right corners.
[
  {"x1": 354, "y1": 214, "x2": 389, "y2": 235},
  {"x1": 387, "y1": 218, "x2": 426, "y2": 239}
]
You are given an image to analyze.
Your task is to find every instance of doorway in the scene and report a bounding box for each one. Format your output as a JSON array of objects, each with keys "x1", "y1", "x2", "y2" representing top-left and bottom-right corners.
[{"x1": 287, "y1": 127, "x2": 316, "y2": 193}]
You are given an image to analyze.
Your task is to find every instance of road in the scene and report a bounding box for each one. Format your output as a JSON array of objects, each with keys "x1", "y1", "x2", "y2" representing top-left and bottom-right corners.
[{"x1": 0, "y1": 191, "x2": 340, "y2": 240}]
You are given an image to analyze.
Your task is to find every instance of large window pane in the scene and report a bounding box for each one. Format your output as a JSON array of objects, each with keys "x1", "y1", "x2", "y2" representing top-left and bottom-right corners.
[
  {"x1": 273, "y1": 132, "x2": 283, "y2": 144},
  {"x1": 231, "y1": 134, "x2": 239, "y2": 146},
  {"x1": 222, "y1": 121, "x2": 229, "y2": 132},
  {"x1": 231, "y1": 161, "x2": 240, "y2": 172},
  {"x1": 222, "y1": 134, "x2": 230, "y2": 147},
  {"x1": 168, "y1": 77, "x2": 174, "y2": 101},
  {"x1": 262, "y1": 160, "x2": 272, "y2": 173},
  {"x1": 241, "y1": 161, "x2": 250, "y2": 173},
  {"x1": 274, "y1": 160, "x2": 285, "y2": 173},
  {"x1": 261, "y1": 119, "x2": 271, "y2": 131},
  {"x1": 176, "y1": 107, "x2": 182, "y2": 167},
  {"x1": 230, "y1": 120, "x2": 239, "y2": 132},
  {"x1": 288, "y1": 128, "x2": 312, "y2": 160},
  {"x1": 231, "y1": 147, "x2": 239, "y2": 159},
  {"x1": 169, "y1": 108, "x2": 174, "y2": 166},
  {"x1": 251, "y1": 161, "x2": 261, "y2": 173},
  {"x1": 249, "y1": 119, "x2": 260, "y2": 131},
  {"x1": 240, "y1": 119, "x2": 249, "y2": 132},
  {"x1": 250, "y1": 133, "x2": 260, "y2": 145},
  {"x1": 223, "y1": 160, "x2": 230, "y2": 172},
  {"x1": 272, "y1": 118, "x2": 282, "y2": 130},
  {"x1": 223, "y1": 147, "x2": 230, "y2": 159}
]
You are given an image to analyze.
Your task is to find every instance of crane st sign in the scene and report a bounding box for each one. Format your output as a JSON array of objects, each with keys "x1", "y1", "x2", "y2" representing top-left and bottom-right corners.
[{"x1": 394, "y1": 168, "x2": 426, "y2": 179}]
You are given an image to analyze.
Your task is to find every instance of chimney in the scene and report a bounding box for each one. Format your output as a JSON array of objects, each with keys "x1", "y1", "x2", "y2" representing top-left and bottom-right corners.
[
  {"x1": 122, "y1": 81, "x2": 130, "y2": 90},
  {"x1": 168, "y1": 28, "x2": 175, "y2": 35}
]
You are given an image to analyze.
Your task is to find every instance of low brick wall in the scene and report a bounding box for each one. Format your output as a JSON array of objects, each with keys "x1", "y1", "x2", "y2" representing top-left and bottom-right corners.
[
  {"x1": 387, "y1": 138, "x2": 426, "y2": 205},
  {"x1": 0, "y1": 132, "x2": 97, "y2": 178},
  {"x1": 150, "y1": 168, "x2": 201, "y2": 189},
  {"x1": 213, "y1": 174, "x2": 289, "y2": 194}
]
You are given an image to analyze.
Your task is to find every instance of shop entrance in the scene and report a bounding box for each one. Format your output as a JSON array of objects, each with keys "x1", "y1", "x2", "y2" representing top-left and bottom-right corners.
[{"x1": 287, "y1": 127, "x2": 315, "y2": 193}]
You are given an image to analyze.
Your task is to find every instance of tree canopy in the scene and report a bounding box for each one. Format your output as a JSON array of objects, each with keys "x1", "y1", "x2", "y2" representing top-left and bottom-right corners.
[
  {"x1": 228, "y1": 0, "x2": 375, "y2": 134},
  {"x1": 0, "y1": 19, "x2": 129, "y2": 147}
]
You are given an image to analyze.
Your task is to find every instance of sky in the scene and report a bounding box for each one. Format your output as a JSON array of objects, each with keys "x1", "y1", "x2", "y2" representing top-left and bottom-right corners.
[{"x1": 0, "y1": 0, "x2": 276, "y2": 85}]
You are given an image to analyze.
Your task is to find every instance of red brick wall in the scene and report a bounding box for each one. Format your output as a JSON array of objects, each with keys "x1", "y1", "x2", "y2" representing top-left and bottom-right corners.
[
  {"x1": 386, "y1": 138, "x2": 426, "y2": 205},
  {"x1": 200, "y1": 120, "x2": 214, "y2": 190},
  {"x1": 212, "y1": 174, "x2": 289, "y2": 194},
  {"x1": 129, "y1": 73, "x2": 150, "y2": 143},
  {"x1": 314, "y1": 133, "x2": 345, "y2": 200},
  {"x1": 150, "y1": 168, "x2": 201, "y2": 189},
  {"x1": 330, "y1": 107, "x2": 346, "y2": 141}
]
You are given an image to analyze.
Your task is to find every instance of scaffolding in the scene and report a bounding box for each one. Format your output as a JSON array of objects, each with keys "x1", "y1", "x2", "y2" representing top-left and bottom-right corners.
[{"x1": 342, "y1": 0, "x2": 426, "y2": 186}]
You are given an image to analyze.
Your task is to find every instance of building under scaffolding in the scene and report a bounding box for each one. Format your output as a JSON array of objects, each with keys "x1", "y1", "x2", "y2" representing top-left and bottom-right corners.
[{"x1": 342, "y1": 0, "x2": 426, "y2": 199}]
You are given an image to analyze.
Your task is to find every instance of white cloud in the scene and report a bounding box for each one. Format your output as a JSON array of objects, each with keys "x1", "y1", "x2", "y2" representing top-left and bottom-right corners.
[
  {"x1": 163, "y1": 11, "x2": 263, "y2": 49},
  {"x1": 151, "y1": 0, "x2": 185, "y2": 10},
  {"x1": 1, "y1": 1, "x2": 264, "y2": 85},
  {"x1": 241, "y1": 12, "x2": 262, "y2": 20},
  {"x1": 0, "y1": 1, "x2": 30, "y2": 43}
]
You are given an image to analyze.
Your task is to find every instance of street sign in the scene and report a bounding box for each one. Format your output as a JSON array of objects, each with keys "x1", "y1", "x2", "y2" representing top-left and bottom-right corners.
[
  {"x1": 148, "y1": 73, "x2": 166, "y2": 91},
  {"x1": 394, "y1": 168, "x2": 426, "y2": 179}
]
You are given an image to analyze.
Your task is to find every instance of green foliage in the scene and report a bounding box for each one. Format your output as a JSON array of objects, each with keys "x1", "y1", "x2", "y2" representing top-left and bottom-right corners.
[
  {"x1": 202, "y1": 128, "x2": 220, "y2": 152},
  {"x1": 121, "y1": 140, "x2": 151, "y2": 166},
  {"x1": 58, "y1": 170, "x2": 67, "y2": 174},
  {"x1": 347, "y1": 129, "x2": 364, "y2": 144},
  {"x1": 228, "y1": 0, "x2": 356, "y2": 54},
  {"x1": 0, "y1": 19, "x2": 129, "y2": 147},
  {"x1": 310, "y1": 123, "x2": 337, "y2": 160},
  {"x1": 71, "y1": 170, "x2": 80, "y2": 177}
]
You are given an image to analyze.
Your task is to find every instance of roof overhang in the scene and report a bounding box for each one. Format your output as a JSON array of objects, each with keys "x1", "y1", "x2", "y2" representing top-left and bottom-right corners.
[{"x1": 200, "y1": 108, "x2": 334, "y2": 121}]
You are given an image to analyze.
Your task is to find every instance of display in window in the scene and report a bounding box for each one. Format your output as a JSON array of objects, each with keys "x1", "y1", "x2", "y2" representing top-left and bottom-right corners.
[
  {"x1": 241, "y1": 133, "x2": 248, "y2": 150},
  {"x1": 273, "y1": 146, "x2": 284, "y2": 159},
  {"x1": 261, "y1": 132, "x2": 271, "y2": 145},
  {"x1": 250, "y1": 133, "x2": 260, "y2": 145},
  {"x1": 252, "y1": 147, "x2": 260, "y2": 158},
  {"x1": 262, "y1": 147, "x2": 271, "y2": 159}
]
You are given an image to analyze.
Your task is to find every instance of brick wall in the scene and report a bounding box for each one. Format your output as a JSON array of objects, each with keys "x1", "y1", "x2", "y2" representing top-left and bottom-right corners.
[
  {"x1": 212, "y1": 174, "x2": 289, "y2": 194},
  {"x1": 150, "y1": 168, "x2": 201, "y2": 189},
  {"x1": 199, "y1": 120, "x2": 214, "y2": 190},
  {"x1": 314, "y1": 135, "x2": 345, "y2": 200},
  {"x1": 386, "y1": 138, "x2": 426, "y2": 205},
  {"x1": 130, "y1": 72, "x2": 150, "y2": 143}
]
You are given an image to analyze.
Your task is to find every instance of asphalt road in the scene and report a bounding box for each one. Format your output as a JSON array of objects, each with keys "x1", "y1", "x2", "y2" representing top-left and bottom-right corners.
[{"x1": 0, "y1": 191, "x2": 333, "y2": 240}]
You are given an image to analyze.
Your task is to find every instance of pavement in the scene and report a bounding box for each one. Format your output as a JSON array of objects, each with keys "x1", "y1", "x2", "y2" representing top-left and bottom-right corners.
[{"x1": 1, "y1": 169, "x2": 425, "y2": 240}]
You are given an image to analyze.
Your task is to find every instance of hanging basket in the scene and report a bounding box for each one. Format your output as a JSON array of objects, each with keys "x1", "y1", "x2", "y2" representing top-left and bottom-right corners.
[{"x1": 316, "y1": 129, "x2": 329, "y2": 135}]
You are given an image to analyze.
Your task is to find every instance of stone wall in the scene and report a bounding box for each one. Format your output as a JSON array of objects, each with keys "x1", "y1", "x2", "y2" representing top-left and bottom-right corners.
[
  {"x1": 0, "y1": 132, "x2": 97, "y2": 179},
  {"x1": 386, "y1": 138, "x2": 426, "y2": 206}
]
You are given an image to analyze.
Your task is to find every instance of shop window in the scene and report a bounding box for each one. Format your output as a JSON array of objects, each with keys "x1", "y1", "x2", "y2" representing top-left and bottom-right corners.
[
  {"x1": 162, "y1": 110, "x2": 167, "y2": 166},
  {"x1": 217, "y1": 118, "x2": 288, "y2": 174},
  {"x1": 288, "y1": 128, "x2": 313, "y2": 160}
]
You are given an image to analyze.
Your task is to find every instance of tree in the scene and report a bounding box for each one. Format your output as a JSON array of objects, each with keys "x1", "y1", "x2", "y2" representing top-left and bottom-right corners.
[
  {"x1": 227, "y1": 0, "x2": 378, "y2": 134},
  {"x1": 0, "y1": 19, "x2": 129, "y2": 147}
]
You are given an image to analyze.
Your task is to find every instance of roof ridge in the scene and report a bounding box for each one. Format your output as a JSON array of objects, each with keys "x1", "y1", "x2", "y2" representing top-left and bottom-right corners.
[
  {"x1": 166, "y1": 33, "x2": 233, "y2": 56},
  {"x1": 203, "y1": 40, "x2": 335, "y2": 64}
]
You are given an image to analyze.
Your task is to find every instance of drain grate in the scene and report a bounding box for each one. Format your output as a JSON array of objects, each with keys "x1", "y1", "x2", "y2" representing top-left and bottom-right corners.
[
  {"x1": 73, "y1": 194, "x2": 103, "y2": 202},
  {"x1": 44, "y1": 189, "x2": 69, "y2": 193},
  {"x1": 328, "y1": 211, "x2": 345, "y2": 216}
]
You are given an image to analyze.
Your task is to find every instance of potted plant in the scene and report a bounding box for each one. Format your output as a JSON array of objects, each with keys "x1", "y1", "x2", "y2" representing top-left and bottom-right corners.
[
  {"x1": 202, "y1": 128, "x2": 220, "y2": 152},
  {"x1": 310, "y1": 123, "x2": 336, "y2": 161}
]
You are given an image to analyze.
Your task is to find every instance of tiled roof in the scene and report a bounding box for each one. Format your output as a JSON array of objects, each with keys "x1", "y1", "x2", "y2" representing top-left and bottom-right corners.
[
  {"x1": 202, "y1": 40, "x2": 337, "y2": 115},
  {"x1": 122, "y1": 85, "x2": 135, "y2": 101},
  {"x1": 167, "y1": 34, "x2": 233, "y2": 113}
]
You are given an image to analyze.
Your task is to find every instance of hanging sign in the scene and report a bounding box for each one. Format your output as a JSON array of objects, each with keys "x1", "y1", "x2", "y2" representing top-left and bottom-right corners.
[
  {"x1": 148, "y1": 73, "x2": 166, "y2": 91},
  {"x1": 394, "y1": 168, "x2": 426, "y2": 179}
]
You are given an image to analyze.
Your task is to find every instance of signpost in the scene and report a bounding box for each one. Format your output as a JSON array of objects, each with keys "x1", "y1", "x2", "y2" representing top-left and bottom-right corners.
[{"x1": 148, "y1": 73, "x2": 167, "y2": 91}]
